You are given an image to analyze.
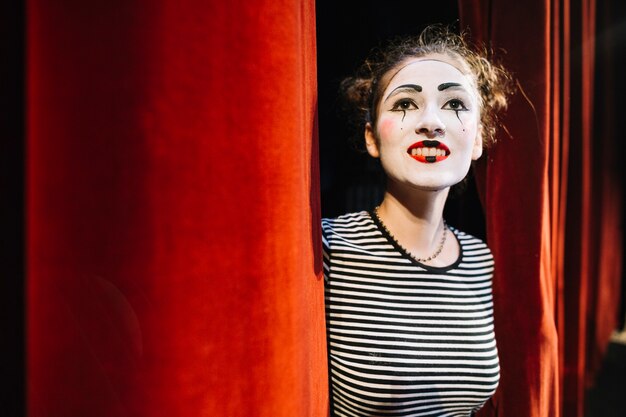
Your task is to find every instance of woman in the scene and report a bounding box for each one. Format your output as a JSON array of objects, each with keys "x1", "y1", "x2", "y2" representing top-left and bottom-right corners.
[{"x1": 322, "y1": 26, "x2": 513, "y2": 417}]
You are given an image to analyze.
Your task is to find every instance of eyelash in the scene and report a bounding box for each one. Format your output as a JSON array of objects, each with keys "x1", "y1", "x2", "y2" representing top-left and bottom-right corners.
[
  {"x1": 443, "y1": 98, "x2": 469, "y2": 111},
  {"x1": 390, "y1": 98, "x2": 417, "y2": 112},
  {"x1": 389, "y1": 98, "x2": 469, "y2": 113}
]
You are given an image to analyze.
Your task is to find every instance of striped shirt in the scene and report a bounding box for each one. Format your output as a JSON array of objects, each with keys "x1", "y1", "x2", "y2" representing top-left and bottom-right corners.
[{"x1": 322, "y1": 211, "x2": 499, "y2": 417}]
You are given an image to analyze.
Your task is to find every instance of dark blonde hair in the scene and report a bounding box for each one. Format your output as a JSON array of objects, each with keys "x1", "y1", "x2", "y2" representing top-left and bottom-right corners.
[{"x1": 340, "y1": 25, "x2": 514, "y2": 149}]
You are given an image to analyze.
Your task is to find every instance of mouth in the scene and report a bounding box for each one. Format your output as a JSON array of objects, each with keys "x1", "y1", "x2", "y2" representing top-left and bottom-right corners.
[{"x1": 407, "y1": 140, "x2": 450, "y2": 163}]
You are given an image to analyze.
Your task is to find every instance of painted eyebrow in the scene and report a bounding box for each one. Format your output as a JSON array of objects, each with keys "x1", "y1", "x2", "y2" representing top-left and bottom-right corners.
[
  {"x1": 438, "y1": 82, "x2": 463, "y2": 91},
  {"x1": 384, "y1": 84, "x2": 422, "y2": 102}
]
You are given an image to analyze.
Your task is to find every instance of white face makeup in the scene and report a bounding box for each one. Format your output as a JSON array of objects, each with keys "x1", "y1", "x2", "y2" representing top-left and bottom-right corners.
[{"x1": 365, "y1": 54, "x2": 483, "y2": 192}]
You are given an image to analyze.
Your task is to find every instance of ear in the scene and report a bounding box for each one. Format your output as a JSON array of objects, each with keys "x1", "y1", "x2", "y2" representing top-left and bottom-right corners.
[
  {"x1": 471, "y1": 124, "x2": 484, "y2": 160},
  {"x1": 364, "y1": 123, "x2": 380, "y2": 158}
]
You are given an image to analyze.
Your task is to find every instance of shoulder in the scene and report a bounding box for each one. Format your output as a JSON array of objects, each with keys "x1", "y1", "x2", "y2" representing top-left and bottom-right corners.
[
  {"x1": 321, "y1": 210, "x2": 379, "y2": 248},
  {"x1": 449, "y1": 226, "x2": 494, "y2": 266},
  {"x1": 450, "y1": 226, "x2": 491, "y2": 250},
  {"x1": 322, "y1": 210, "x2": 373, "y2": 234}
]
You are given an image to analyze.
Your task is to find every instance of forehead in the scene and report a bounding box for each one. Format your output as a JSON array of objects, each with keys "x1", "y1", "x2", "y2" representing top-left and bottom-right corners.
[{"x1": 384, "y1": 54, "x2": 476, "y2": 92}]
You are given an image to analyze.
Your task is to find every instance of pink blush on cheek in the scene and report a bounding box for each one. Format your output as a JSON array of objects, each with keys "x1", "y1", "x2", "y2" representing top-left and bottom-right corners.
[{"x1": 378, "y1": 118, "x2": 397, "y2": 138}]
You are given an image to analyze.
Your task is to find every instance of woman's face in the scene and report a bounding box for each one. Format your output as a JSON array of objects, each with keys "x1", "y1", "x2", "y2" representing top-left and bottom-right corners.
[{"x1": 365, "y1": 53, "x2": 483, "y2": 192}]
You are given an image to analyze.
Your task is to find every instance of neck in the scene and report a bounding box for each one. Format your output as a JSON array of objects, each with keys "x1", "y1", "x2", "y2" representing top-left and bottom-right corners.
[
  {"x1": 375, "y1": 181, "x2": 449, "y2": 259},
  {"x1": 379, "y1": 180, "x2": 449, "y2": 225}
]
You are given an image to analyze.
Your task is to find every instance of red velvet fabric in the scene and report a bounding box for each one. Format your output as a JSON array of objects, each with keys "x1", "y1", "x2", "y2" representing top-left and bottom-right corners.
[
  {"x1": 460, "y1": 1, "x2": 623, "y2": 416},
  {"x1": 27, "y1": 1, "x2": 327, "y2": 416},
  {"x1": 562, "y1": 2, "x2": 596, "y2": 415}
]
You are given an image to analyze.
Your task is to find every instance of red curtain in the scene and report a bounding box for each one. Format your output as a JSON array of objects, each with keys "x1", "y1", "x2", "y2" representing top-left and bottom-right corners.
[
  {"x1": 460, "y1": 1, "x2": 623, "y2": 416},
  {"x1": 26, "y1": 1, "x2": 327, "y2": 416},
  {"x1": 25, "y1": 1, "x2": 623, "y2": 416}
]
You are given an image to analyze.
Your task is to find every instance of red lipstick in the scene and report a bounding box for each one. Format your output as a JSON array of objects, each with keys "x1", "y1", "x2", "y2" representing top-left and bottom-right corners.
[{"x1": 407, "y1": 140, "x2": 450, "y2": 163}]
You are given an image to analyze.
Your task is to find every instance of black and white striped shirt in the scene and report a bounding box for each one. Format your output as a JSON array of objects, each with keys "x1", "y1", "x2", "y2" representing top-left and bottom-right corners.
[{"x1": 322, "y1": 211, "x2": 499, "y2": 417}]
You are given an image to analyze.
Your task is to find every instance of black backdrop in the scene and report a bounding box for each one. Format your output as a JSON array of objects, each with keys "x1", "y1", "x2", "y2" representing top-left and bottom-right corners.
[{"x1": 1, "y1": 0, "x2": 25, "y2": 415}]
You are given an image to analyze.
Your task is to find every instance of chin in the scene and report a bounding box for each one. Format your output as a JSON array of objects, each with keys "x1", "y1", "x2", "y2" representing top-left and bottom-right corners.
[
  {"x1": 405, "y1": 182, "x2": 453, "y2": 193},
  {"x1": 406, "y1": 175, "x2": 464, "y2": 191}
]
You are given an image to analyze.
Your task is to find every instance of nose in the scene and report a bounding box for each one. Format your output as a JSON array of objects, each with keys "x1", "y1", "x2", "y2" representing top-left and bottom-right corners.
[{"x1": 415, "y1": 106, "x2": 445, "y2": 138}]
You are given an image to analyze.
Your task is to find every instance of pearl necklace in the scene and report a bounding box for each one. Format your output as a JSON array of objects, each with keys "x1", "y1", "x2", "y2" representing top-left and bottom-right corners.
[{"x1": 373, "y1": 206, "x2": 448, "y2": 263}]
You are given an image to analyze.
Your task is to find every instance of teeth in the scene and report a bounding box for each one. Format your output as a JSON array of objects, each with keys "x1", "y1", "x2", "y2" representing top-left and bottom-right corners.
[{"x1": 409, "y1": 147, "x2": 448, "y2": 158}]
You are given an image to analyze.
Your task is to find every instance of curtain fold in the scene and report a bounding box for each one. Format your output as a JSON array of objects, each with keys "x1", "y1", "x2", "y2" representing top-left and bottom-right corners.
[
  {"x1": 562, "y1": 2, "x2": 596, "y2": 415},
  {"x1": 26, "y1": 1, "x2": 326, "y2": 416},
  {"x1": 462, "y1": 1, "x2": 560, "y2": 416},
  {"x1": 461, "y1": 1, "x2": 623, "y2": 416}
]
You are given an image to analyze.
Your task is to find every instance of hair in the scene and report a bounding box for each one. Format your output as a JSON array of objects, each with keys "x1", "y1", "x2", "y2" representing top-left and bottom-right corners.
[{"x1": 340, "y1": 24, "x2": 514, "y2": 150}]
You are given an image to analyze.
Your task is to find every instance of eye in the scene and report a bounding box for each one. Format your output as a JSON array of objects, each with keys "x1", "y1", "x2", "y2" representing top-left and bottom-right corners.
[
  {"x1": 443, "y1": 99, "x2": 468, "y2": 111},
  {"x1": 390, "y1": 98, "x2": 418, "y2": 112}
]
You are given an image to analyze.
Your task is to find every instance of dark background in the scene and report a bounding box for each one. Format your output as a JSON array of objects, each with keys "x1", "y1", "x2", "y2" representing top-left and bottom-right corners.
[{"x1": 1, "y1": 0, "x2": 25, "y2": 415}]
